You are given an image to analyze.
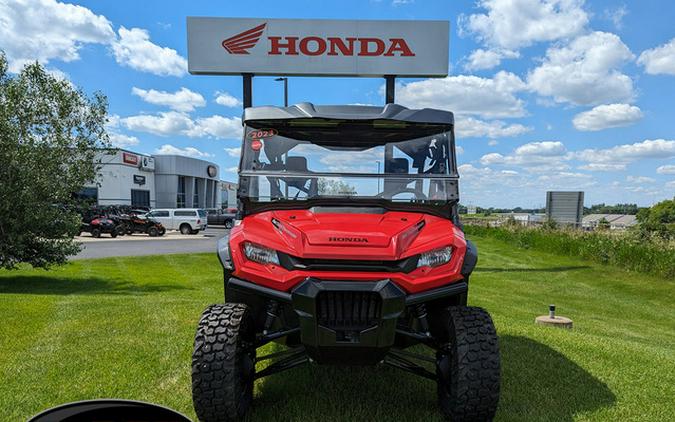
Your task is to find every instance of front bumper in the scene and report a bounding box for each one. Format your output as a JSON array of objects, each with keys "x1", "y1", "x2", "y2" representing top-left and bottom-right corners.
[
  {"x1": 225, "y1": 276, "x2": 468, "y2": 364},
  {"x1": 292, "y1": 278, "x2": 405, "y2": 364}
]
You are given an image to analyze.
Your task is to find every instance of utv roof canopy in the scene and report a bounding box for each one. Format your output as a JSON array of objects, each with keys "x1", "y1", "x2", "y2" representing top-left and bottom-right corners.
[
  {"x1": 244, "y1": 103, "x2": 454, "y2": 125},
  {"x1": 244, "y1": 103, "x2": 454, "y2": 146}
]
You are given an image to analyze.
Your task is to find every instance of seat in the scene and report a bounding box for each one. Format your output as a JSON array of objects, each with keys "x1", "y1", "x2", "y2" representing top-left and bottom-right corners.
[{"x1": 285, "y1": 156, "x2": 317, "y2": 197}]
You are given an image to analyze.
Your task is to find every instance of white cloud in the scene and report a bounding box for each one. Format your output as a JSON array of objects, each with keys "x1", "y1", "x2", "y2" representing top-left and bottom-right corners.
[
  {"x1": 603, "y1": 5, "x2": 628, "y2": 29},
  {"x1": 120, "y1": 112, "x2": 242, "y2": 139},
  {"x1": 456, "y1": 146, "x2": 465, "y2": 155},
  {"x1": 527, "y1": 31, "x2": 635, "y2": 105},
  {"x1": 515, "y1": 141, "x2": 566, "y2": 156},
  {"x1": 459, "y1": 0, "x2": 588, "y2": 50},
  {"x1": 578, "y1": 163, "x2": 626, "y2": 172},
  {"x1": 0, "y1": 0, "x2": 115, "y2": 72},
  {"x1": 397, "y1": 71, "x2": 527, "y2": 118},
  {"x1": 392, "y1": 0, "x2": 413, "y2": 5},
  {"x1": 155, "y1": 144, "x2": 212, "y2": 158},
  {"x1": 479, "y1": 141, "x2": 569, "y2": 171},
  {"x1": 456, "y1": 117, "x2": 531, "y2": 139},
  {"x1": 109, "y1": 133, "x2": 140, "y2": 148},
  {"x1": 656, "y1": 165, "x2": 675, "y2": 175},
  {"x1": 627, "y1": 175, "x2": 655, "y2": 184},
  {"x1": 464, "y1": 48, "x2": 519, "y2": 71},
  {"x1": 112, "y1": 26, "x2": 187, "y2": 77},
  {"x1": 666, "y1": 181, "x2": 675, "y2": 189},
  {"x1": 215, "y1": 91, "x2": 242, "y2": 108},
  {"x1": 131, "y1": 87, "x2": 205, "y2": 112},
  {"x1": 572, "y1": 104, "x2": 643, "y2": 131},
  {"x1": 225, "y1": 147, "x2": 241, "y2": 158},
  {"x1": 188, "y1": 115, "x2": 242, "y2": 139},
  {"x1": 638, "y1": 38, "x2": 675, "y2": 76},
  {"x1": 488, "y1": 140, "x2": 499, "y2": 146},
  {"x1": 575, "y1": 139, "x2": 675, "y2": 164},
  {"x1": 122, "y1": 111, "x2": 194, "y2": 137}
]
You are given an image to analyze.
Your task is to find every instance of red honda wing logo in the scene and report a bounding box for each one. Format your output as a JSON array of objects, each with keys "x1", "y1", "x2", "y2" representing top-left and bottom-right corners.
[{"x1": 222, "y1": 23, "x2": 267, "y2": 54}]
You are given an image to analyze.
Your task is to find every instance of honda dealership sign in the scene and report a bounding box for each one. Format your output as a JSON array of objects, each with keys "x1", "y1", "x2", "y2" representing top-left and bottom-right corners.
[{"x1": 187, "y1": 17, "x2": 449, "y2": 77}]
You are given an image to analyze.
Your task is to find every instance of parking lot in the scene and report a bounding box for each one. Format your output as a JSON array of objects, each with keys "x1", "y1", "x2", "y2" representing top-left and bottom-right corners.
[{"x1": 73, "y1": 227, "x2": 228, "y2": 259}]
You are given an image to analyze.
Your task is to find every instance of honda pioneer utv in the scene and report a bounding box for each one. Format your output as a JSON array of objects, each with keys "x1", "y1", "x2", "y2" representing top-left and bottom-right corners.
[{"x1": 191, "y1": 103, "x2": 500, "y2": 421}]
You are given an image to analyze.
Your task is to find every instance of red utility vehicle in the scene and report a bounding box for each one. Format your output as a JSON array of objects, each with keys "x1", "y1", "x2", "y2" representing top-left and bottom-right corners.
[{"x1": 191, "y1": 103, "x2": 500, "y2": 421}]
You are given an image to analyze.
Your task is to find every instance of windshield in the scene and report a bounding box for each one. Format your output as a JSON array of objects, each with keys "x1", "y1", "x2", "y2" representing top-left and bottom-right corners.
[{"x1": 239, "y1": 120, "x2": 458, "y2": 205}]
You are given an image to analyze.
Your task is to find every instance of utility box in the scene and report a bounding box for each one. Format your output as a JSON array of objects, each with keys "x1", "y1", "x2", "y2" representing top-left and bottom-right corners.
[{"x1": 546, "y1": 191, "x2": 584, "y2": 227}]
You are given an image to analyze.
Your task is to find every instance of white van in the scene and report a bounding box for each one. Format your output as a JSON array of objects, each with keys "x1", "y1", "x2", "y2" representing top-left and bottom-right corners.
[{"x1": 145, "y1": 209, "x2": 208, "y2": 234}]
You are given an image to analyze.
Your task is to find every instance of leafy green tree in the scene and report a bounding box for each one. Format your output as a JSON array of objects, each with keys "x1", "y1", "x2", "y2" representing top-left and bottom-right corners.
[
  {"x1": 636, "y1": 197, "x2": 675, "y2": 239},
  {"x1": 0, "y1": 53, "x2": 109, "y2": 269},
  {"x1": 597, "y1": 217, "x2": 611, "y2": 231},
  {"x1": 318, "y1": 179, "x2": 357, "y2": 195}
]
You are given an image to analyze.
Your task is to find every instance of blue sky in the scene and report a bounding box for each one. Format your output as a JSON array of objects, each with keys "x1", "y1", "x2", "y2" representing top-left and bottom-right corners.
[{"x1": 1, "y1": 0, "x2": 674, "y2": 208}]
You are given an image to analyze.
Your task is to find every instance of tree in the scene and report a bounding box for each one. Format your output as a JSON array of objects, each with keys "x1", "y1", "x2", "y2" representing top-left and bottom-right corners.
[
  {"x1": 597, "y1": 217, "x2": 610, "y2": 231},
  {"x1": 0, "y1": 53, "x2": 109, "y2": 269},
  {"x1": 636, "y1": 197, "x2": 675, "y2": 239},
  {"x1": 318, "y1": 179, "x2": 357, "y2": 196}
]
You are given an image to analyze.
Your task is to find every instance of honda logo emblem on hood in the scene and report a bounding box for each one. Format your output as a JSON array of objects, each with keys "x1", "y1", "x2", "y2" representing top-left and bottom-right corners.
[{"x1": 329, "y1": 236, "x2": 369, "y2": 243}]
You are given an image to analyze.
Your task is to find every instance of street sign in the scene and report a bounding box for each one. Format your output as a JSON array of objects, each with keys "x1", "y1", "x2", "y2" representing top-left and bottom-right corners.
[{"x1": 187, "y1": 17, "x2": 449, "y2": 77}]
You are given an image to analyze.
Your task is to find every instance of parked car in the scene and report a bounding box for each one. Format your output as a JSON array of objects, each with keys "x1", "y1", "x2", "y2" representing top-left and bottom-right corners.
[
  {"x1": 206, "y1": 207, "x2": 237, "y2": 228},
  {"x1": 145, "y1": 209, "x2": 207, "y2": 234},
  {"x1": 80, "y1": 217, "x2": 118, "y2": 238}
]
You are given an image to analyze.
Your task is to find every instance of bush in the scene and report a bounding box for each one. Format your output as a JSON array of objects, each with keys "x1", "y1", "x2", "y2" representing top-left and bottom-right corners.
[{"x1": 464, "y1": 224, "x2": 675, "y2": 279}]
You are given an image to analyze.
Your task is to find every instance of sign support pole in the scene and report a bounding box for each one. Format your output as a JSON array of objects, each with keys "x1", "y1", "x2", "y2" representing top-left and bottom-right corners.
[
  {"x1": 385, "y1": 75, "x2": 396, "y2": 104},
  {"x1": 243, "y1": 73, "x2": 253, "y2": 108}
]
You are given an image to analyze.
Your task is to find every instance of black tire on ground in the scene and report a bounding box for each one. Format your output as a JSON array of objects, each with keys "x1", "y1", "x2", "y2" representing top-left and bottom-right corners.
[
  {"x1": 147, "y1": 226, "x2": 159, "y2": 237},
  {"x1": 127, "y1": 228, "x2": 134, "y2": 235},
  {"x1": 158, "y1": 227, "x2": 166, "y2": 236},
  {"x1": 91, "y1": 228, "x2": 101, "y2": 238},
  {"x1": 110, "y1": 231, "x2": 117, "y2": 238},
  {"x1": 192, "y1": 303, "x2": 256, "y2": 422},
  {"x1": 116, "y1": 225, "x2": 126, "y2": 236},
  {"x1": 225, "y1": 219, "x2": 234, "y2": 229},
  {"x1": 436, "y1": 306, "x2": 500, "y2": 422},
  {"x1": 180, "y1": 224, "x2": 191, "y2": 235},
  {"x1": 190, "y1": 229, "x2": 199, "y2": 235}
]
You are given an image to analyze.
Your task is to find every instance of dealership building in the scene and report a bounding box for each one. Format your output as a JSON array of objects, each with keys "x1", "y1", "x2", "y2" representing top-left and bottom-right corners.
[{"x1": 82, "y1": 149, "x2": 235, "y2": 209}]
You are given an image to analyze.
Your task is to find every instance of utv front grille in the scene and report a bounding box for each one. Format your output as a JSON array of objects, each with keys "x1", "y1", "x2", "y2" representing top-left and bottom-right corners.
[
  {"x1": 278, "y1": 253, "x2": 419, "y2": 273},
  {"x1": 316, "y1": 291, "x2": 382, "y2": 331}
]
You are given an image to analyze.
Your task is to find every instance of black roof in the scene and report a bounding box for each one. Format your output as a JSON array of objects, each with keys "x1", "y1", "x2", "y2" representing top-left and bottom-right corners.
[{"x1": 243, "y1": 103, "x2": 454, "y2": 125}]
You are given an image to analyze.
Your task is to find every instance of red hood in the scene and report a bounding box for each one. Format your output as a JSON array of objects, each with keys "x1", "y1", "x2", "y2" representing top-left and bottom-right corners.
[{"x1": 232, "y1": 209, "x2": 463, "y2": 261}]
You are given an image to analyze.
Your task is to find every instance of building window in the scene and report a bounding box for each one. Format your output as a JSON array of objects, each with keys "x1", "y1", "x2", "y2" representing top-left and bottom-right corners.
[
  {"x1": 193, "y1": 178, "x2": 200, "y2": 207},
  {"x1": 74, "y1": 187, "x2": 98, "y2": 205},
  {"x1": 177, "y1": 176, "x2": 186, "y2": 208},
  {"x1": 131, "y1": 189, "x2": 150, "y2": 208}
]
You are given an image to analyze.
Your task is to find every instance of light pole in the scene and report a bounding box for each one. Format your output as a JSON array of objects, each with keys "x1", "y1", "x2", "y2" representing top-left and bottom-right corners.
[
  {"x1": 275, "y1": 77, "x2": 288, "y2": 106},
  {"x1": 376, "y1": 160, "x2": 381, "y2": 193}
]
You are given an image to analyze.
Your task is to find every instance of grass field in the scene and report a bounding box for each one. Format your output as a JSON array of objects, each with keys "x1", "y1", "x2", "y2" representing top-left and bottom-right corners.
[{"x1": 1, "y1": 236, "x2": 674, "y2": 421}]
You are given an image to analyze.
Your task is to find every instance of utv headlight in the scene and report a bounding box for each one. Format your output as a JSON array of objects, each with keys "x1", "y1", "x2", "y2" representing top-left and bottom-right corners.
[
  {"x1": 243, "y1": 242, "x2": 280, "y2": 265},
  {"x1": 417, "y1": 246, "x2": 453, "y2": 268}
]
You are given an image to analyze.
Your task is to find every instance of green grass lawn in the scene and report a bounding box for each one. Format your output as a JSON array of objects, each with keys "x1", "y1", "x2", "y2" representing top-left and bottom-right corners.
[{"x1": 1, "y1": 237, "x2": 674, "y2": 421}]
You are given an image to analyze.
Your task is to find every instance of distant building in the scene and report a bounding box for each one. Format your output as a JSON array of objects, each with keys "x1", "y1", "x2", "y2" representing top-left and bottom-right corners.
[
  {"x1": 582, "y1": 214, "x2": 637, "y2": 230},
  {"x1": 220, "y1": 180, "x2": 238, "y2": 209},
  {"x1": 546, "y1": 191, "x2": 584, "y2": 227},
  {"x1": 82, "y1": 149, "x2": 221, "y2": 209},
  {"x1": 467, "y1": 205, "x2": 477, "y2": 215}
]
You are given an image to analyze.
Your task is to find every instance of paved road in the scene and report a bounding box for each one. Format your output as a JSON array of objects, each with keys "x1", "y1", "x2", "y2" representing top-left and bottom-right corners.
[{"x1": 73, "y1": 228, "x2": 228, "y2": 259}]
